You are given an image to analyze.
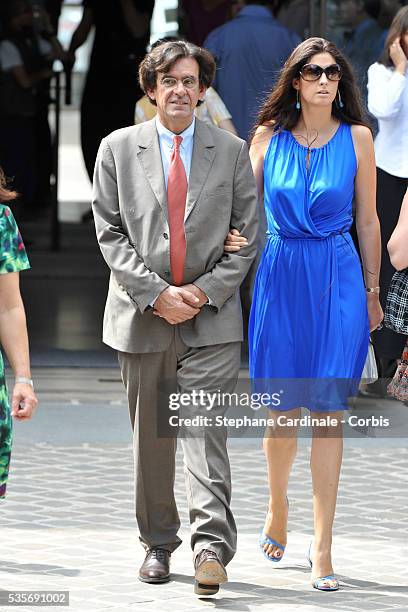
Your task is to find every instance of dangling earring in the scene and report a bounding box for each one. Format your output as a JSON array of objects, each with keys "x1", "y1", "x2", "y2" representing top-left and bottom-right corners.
[
  {"x1": 337, "y1": 90, "x2": 344, "y2": 109},
  {"x1": 295, "y1": 90, "x2": 301, "y2": 110}
]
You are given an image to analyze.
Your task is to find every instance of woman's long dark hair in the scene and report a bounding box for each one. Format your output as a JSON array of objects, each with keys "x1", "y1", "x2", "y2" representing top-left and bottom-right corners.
[
  {"x1": 0, "y1": 168, "x2": 17, "y2": 202},
  {"x1": 252, "y1": 37, "x2": 370, "y2": 139},
  {"x1": 378, "y1": 6, "x2": 408, "y2": 67}
]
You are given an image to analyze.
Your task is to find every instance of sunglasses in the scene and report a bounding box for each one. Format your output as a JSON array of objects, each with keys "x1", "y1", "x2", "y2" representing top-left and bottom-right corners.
[{"x1": 299, "y1": 63, "x2": 342, "y2": 81}]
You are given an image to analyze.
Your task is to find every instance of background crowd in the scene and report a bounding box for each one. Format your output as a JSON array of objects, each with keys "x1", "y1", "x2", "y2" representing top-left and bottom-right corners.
[{"x1": 0, "y1": 0, "x2": 407, "y2": 389}]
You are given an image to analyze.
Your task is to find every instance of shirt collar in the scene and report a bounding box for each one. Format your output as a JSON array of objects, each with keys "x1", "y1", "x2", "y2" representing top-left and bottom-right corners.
[
  {"x1": 155, "y1": 116, "x2": 196, "y2": 149},
  {"x1": 237, "y1": 5, "x2": 275, "y2": 20}
]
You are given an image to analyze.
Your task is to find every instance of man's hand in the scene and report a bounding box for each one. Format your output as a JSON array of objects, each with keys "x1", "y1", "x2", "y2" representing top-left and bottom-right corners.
[
  {"x1": 153, "y1": 286, "x2": 201, "y2": 324},
  {"x1": 181, "y1": 284, "x2": 209, "y2": 308}
]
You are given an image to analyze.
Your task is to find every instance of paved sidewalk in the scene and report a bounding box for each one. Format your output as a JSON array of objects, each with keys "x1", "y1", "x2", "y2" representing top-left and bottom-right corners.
[{"x1": 1, "y1": 369, "x2": 407, "y2": 612}]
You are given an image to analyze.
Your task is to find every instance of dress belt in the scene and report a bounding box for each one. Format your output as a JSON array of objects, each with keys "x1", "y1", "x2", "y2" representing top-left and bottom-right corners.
[{"x1": 266, "y1": 228, "x2": 351, "y2": 241}]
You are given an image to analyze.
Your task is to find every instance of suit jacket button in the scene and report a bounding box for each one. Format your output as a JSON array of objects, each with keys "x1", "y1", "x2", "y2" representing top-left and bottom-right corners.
[
  {"x1": 163, "y1": 232, "x2": 169, "y2": 239},
  {"x1": 164, "y1": 270, "x2": 170, "y2": 276}
]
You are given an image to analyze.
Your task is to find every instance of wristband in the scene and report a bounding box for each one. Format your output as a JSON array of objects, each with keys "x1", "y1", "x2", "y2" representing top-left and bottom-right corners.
[{"x1": 15, "y1": 376, "x2": 34, "y2": 388}]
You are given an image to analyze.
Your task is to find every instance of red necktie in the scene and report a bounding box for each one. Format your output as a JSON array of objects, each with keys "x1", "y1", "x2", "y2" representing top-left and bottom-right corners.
[{"x1": 167, "y1": 135, "x2": 187, "y2": 286}]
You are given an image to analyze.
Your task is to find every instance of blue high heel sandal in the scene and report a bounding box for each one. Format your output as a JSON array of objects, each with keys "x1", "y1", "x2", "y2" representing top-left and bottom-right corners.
[
  {"x1": 259, "y1": 498, "x2": 288, "y2": 563},
  {"x1": 308, "y1": 542, "x2": 339, "y2": 591}
]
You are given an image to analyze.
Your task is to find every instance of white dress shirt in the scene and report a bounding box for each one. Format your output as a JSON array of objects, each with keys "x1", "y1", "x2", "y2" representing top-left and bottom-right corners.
[
  {"x1": 151, "y1": 116, "x2": 212, "y2": 306},
  {"x1": 156, "y1": 116, "x2": 195, "y2": 189},
  {"x1": 367, "y1": 62, "x2": 408, "y2": 178}
]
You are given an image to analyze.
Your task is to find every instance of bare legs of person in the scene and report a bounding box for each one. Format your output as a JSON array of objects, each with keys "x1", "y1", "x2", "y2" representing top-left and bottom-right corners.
[
  {"x1": 262, "y1": 408, "x2": 343, "y2": 588},
  {"x1": 262, "y1": 408, "x2": 299, "y2": 560},
  {"x1": 310, "y1": 413, "x2": 342, "y2": 588}
]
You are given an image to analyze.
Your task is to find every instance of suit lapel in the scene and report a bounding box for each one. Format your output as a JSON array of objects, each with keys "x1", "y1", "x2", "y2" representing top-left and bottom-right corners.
[
  {"x1": 185, "y1": 119, "x2": 216, "y2": 221},
  {"x1": 135, "y1": 118, "x2": 216, "y2": 222},
  {"x1": 136, "y1": 118, "x2": 168, "y2": 216}
]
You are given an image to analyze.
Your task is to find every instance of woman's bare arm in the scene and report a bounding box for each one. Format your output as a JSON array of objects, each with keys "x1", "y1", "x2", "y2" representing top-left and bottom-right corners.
[
  {"x1": 388, "y1": 188, "x2": 408, "y2": 271},
  {"x1": 352, "y1": 124, "x2": 383, "y2": 331},
  {"x1": 250, "y1": 124, "x2": 273, "y2": 201},
  {"x1": 0, "y1": 273, "x2": 37, "y2": 419},
  {"x1": 224, "y1": 125, "x2": 272, "y2": 252}
]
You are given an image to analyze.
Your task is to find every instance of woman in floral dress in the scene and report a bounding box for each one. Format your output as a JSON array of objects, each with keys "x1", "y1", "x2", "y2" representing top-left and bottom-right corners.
[{"x1": 0, "y1": 169, "x2": 37, "y2": 499}]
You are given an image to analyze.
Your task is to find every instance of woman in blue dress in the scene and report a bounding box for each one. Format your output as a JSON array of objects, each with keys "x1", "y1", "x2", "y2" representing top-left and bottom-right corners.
[{"x1": 225, "y1": 38, "x2": 383, "y2": 591}]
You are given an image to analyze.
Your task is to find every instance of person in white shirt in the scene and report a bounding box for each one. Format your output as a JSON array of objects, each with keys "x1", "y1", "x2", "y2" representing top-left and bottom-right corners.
[{"x1": 367, "y1": 5, "x2": 408, "y2": 379}]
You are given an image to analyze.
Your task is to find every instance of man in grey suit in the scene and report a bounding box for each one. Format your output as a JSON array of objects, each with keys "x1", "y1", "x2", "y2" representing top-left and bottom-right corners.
[{"x1": 92, "y1": 40, "x2": 258, "y2": 595}]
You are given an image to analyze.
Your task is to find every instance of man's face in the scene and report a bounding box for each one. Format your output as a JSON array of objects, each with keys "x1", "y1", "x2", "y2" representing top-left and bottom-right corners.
[
  {"x1": 338, "y1": 0, "x2": 362, "y2": 27},
  {"x1": 11, "y1": 1, "x2": 33, "y2": 29},
  {"x1": 147, "y1": 57, "x2": 206, "y2": 130}
]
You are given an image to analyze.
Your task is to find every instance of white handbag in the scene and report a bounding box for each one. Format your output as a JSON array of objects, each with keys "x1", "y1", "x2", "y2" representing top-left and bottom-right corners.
[{"x1": 360, "y1": 341, "x2": 378, "y2": 384}]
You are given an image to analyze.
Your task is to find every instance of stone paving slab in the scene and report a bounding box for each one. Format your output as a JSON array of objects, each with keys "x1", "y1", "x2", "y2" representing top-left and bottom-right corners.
[
  {"x1": 0, "y1": 527, "x2": 407, "y2": 612},
  {"x1": 1, "y1": 442, "x2": 407, "y2": 612}
]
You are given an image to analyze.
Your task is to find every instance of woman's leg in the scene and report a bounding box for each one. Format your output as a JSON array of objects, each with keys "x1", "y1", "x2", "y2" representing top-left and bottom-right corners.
[
  {"x1": 310, "y1": 411, "x2": 343, "y2": 581},
  {"x1": 262, "y1": 407, "x2": 300, "y2": 559}
]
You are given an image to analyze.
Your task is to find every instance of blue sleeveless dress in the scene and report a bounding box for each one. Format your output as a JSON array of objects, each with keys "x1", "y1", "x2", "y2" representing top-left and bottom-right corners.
[{"x1": 248, "y1": 123, "x2": 370, "y2": 411}]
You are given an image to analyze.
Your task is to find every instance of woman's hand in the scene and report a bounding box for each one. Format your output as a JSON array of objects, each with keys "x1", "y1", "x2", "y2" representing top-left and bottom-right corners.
[
  {"x1": 389, "y1": 37, "x2": 408, "y2": 74},
  {"x1": 11, "y1": 383, "x2": 38, "y2": 420},
  {"x1": 224, "y1": 228, "x2": 248, "y2": 252},
  {"x1": 367, "y1": 294, "x2": 384, "y2": 332}
]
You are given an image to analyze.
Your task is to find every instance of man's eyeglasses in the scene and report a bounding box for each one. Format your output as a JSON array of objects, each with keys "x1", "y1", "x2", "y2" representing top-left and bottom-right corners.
[
  {"x1": 299, "y1": 63, "x2": 342, "y2": 81},
  {"x1": 160, "y1": 76, "x2": 198, "y2": 89}
]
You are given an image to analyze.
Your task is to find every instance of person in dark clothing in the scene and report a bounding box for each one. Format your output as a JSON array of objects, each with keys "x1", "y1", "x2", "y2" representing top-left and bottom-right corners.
[
  {"x1": 67, "y1": 0, "x2": 155, "y2": 189},
  {"x1": 0, "y1": 0, "x2": 56, "y2": 215},
  {"x1": 204, "y1": 0, "x2": 300, "y2": 142},
  {"x1": 25, "y1": 1, "x2": 64, "y2": 35},
  {"x1": 179, "y1": 0, "x2": 231, "y2": 47},
  {"x1": 30, "y1": 1, "x2": 67, "y2": 210}
]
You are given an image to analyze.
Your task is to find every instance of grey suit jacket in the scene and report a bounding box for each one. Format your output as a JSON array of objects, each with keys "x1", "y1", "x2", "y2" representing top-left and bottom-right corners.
[{"x1": 92, "y1": 117, "x2": 258, "y2": 353}]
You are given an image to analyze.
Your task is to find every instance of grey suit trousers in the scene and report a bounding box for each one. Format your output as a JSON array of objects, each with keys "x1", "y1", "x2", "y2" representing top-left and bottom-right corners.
[{"x1": 118, "y1": 328, "x2": 241, "y2": 566}]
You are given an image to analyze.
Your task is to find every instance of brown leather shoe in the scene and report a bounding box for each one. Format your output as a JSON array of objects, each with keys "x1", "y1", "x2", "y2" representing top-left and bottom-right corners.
[
  {"x1": 139, "y1": 548, "x2": 171, "y2": 583},
  {"x1": 194, "y1": 549, "x2": 227, "y2": 596}
]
